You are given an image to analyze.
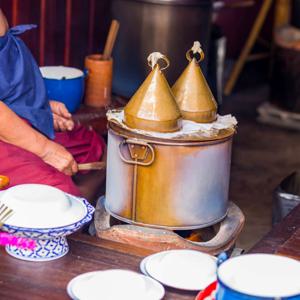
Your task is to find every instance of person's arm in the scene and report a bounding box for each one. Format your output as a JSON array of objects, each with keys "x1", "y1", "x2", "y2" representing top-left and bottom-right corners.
[
  {"x1": 0, "y1": 101, "x2": 78, "y2": 175},
  {"x1": 0, "y1": 9, "x2": 8, "y2": 37}
]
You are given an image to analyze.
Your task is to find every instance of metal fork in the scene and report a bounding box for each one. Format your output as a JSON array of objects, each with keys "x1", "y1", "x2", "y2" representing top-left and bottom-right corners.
[{"x1": 0, "y1": 203, "x2": 13, "y2": 227}]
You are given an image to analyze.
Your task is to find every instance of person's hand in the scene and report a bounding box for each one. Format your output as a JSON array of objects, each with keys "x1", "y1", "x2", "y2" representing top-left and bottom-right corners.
[
  {"x1": 0, "y1": 9, "x2": 9, "y2": 36},
  {"x1": 49, "y1": 101, "x2": 74, "y2": 132},
  {"x1": 40, "y1": 140, "x2": 78, "y2": 175}
]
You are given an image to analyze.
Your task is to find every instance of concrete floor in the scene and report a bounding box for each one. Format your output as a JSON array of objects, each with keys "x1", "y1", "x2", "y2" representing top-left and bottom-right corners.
[{"x1": 221, "y1": 85, "x2": 300, "y2": 250}]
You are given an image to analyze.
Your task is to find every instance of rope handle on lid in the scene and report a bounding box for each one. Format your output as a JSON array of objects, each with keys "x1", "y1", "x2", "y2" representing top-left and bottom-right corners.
[
  {"x1": 186, "y1": 41, "x2": 205, "y2": 63},
  {"x1": 147, "y1": 52, "x2": 170, "y2": 71}
]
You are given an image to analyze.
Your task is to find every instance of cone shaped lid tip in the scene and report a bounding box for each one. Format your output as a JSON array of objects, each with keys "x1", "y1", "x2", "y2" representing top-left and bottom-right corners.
[
  {"x1": 124, "y1": 52, "x2": 181, "y2": 132},
  {"x1": 186, "y1": 41, "x2": 205, "y2": 63},
  {"x1": 172, "y1": 42, "x2": 217, "y2": 123},
  {"x1": 147, "y1": 52, "x2": 170, "y2": 71}
]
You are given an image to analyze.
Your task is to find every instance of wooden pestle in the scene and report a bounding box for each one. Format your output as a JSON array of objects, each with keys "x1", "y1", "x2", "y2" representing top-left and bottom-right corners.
[{"x1": 102, "y1": 20, "x2": 120, "y2": 60}]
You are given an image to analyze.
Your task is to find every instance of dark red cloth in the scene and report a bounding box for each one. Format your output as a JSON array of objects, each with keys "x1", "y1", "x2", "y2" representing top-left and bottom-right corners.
[{"x1": 0, "y1": 125, "x2": 105, "y2": 196}]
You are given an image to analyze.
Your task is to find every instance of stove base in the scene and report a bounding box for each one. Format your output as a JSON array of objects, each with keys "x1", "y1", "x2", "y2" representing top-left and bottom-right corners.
[{"x1": 94, "y1": 197, "x2": 245, "y2": 255}]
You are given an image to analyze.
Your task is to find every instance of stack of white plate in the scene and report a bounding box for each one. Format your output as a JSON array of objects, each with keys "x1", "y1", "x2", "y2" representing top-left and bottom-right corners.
[
  {"x1": 140, "y1": 249, "x2": 217, "y2": 291},
  {"x1": 67, "y1": 269, "x2": 165, "y2": 300}
]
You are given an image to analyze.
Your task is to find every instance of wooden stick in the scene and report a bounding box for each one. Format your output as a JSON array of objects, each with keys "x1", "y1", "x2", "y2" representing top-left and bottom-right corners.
[
  {"x1": 224, "y1": 0, "x2": 273, "y2": 95},
  {"x1": 78, "y1": 162, "x2": 106, "y2": 171},
  {"x1": 213, "y1": 0, "x2": 254, "y2": 10},
  {"x1": 102, "y1": 19, "x2": 120, "y2": 60}
]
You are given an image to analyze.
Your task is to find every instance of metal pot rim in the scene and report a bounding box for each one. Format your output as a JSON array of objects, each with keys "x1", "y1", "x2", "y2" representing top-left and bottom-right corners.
[{"x1": 108, "y1": 121, "x2": 234, "y2": 146}]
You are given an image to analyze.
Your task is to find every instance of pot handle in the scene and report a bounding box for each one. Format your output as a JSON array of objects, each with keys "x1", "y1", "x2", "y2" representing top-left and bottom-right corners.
[{"x1": 119, "y1": 139, "x2": 155, "y2": 166}]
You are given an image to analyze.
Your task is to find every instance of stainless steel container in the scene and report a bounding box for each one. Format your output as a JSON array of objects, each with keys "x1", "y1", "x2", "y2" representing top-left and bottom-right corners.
[
  {"x1": 105, "y1": 122, "x2": 234, "y2": 229},
  {"x1": 111, "y1": 0, "x2": 213, "y2": 98}
]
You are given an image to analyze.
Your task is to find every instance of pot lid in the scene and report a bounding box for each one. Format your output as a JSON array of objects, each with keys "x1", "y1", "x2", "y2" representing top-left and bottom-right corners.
[
  {"x1": 172, "y1": 41, "x2": 217, "y2": 123},
  {"x1": 124, "y1": 52, "x2": 182, "y2": 132}
]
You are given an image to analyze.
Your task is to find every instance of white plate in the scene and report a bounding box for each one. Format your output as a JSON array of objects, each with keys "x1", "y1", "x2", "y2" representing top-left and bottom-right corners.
[
  {"x1": 145, "y1": 249, "x2": 217, "y2": 291},
  {"x1": 140, "y1": 256, "x2": 151, "y2": 275},
  {"x1": 67, "y1": 269, "x2": 165, "y2": 300}
]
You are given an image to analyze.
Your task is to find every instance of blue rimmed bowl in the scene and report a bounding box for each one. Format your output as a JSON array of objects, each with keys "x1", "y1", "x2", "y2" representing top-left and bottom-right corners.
[
  {"x1": 40, "y1": 66, "x2": 85, "y2": 113},
  {"x1": 216, "y1": 254, "x2": 300, "y2": 300}
]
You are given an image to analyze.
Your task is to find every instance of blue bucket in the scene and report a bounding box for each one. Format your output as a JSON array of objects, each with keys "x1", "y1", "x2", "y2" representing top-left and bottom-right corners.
[
  {"x1": 216, "y1": 253, "x2": 300, "y2": 300},
  {"x1": 40, "y1": 66, "x2": 85, "y2": 113}
]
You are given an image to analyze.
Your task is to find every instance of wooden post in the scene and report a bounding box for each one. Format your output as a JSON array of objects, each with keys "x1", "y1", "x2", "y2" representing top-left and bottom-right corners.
[
  {"x1": 224, "y1": 0, "x2": 273, "y2": 95},
  {"x1": 88, "y1": 0, "x2": 96, "y2": 54},
  {"x1": 64, "y1": 0, "x2": 72, "y2": 66},
  {"x1": 39, "y1": 0, "x2": 46, "y2": 66},
  {"x1": 11, "y1": 0, "x2": 19, "y2": 26}
]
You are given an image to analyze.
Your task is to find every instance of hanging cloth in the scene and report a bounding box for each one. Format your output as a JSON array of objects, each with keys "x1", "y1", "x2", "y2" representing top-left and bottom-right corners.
[{"x1": 0, "y1": 24, "x2": 54, "y2": 139}]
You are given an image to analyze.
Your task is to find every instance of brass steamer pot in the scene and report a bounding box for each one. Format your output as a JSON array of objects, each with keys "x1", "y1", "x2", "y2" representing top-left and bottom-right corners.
[{"x1": 105, "y1": 121, "x2": 234, "y2": 230}]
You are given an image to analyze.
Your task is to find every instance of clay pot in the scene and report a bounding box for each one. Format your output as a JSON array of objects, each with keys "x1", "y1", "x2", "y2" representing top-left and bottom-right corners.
[{"x1": 84, "y1": 54, "x2": 113, "y2": 108}]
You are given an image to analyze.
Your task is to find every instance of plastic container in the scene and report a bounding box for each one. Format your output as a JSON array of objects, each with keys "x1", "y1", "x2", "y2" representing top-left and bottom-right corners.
[
  {"x1": 273, "y1": 171, "x2": 300, "y2": 225},
  {"x1": 111, "y1": 0, "x2": 213, "y2": 98}
]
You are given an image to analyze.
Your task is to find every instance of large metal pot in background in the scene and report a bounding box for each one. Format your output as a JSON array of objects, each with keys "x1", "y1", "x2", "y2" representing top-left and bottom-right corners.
[
  {"x1": 105, "y1": 122, "x2": 234, "y2": 229},
  {"x1": 111, "y1": 0, "x2": 213, "y2": 98}
]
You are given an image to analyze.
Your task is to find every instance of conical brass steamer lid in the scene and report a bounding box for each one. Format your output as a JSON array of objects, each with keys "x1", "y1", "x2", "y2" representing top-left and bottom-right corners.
[
  {"x1": 172, "y1": 42, "x2": 218, "y2": 123},
  {"x1": 124, "y1": 52, "x2": 182, "y2": 132}
]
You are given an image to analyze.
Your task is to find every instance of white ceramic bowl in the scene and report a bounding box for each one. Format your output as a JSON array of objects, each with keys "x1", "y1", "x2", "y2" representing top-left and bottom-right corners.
[{"x1": 0, "y1": 184, "x2": 86, "y2": 228}]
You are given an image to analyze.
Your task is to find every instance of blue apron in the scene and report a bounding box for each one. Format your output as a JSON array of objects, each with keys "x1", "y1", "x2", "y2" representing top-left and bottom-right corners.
[{"x1": 0, "y1": 24, "x2": 54, "y2": 139}]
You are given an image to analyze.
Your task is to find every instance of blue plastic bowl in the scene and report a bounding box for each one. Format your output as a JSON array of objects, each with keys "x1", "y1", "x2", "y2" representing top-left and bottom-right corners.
[{"x1": 40, "y1": 66, "x2": 85, "y2": 113}]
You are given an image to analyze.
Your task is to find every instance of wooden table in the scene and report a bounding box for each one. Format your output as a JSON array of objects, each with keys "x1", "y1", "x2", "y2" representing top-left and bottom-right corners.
[
  {"x1": 249, "y1": 203, "x2": 300, "y2": 260},
  {"x1": 0, "y1": 205, "x2": 299, "y2": 299},
  {"x1": 0, "y1": 233, "x2": 198, "y2": 300}
]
